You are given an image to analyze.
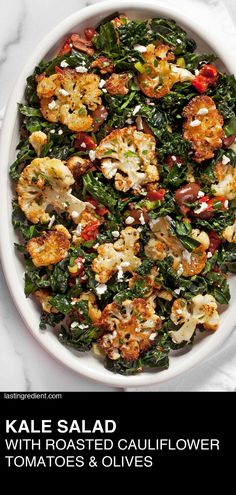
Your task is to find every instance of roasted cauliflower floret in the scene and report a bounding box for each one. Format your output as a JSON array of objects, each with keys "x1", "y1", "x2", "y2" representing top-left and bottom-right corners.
[
  {"x1": 92, "y1": 227, "x2": 141, "y2": 283},
  {"x1": 95, "y1": 127, "x2": 159, "y2": 193},
  {"x1": 97, "y1": 297, "x2": 162, "y2": 361},
  {"x1": 73, "y1": 292, "x2": 102, "y2": 322},
  {"x1": 16, "y1": 157, "x2": 92, "y2": 224},
  {"x1": 37, "y1": 70, "x2": 102, "y2": 132},
  {"x1": 34, "y1": 289, "x2": 58, "y2": 313},
  {"x1": 66, "y1": 155, "x2": 94, "y2": 179},
  {"x1": 26, "y1": 230, "x2": 70, "y2": 267},
  {"x1": 169, "y1": 294, "x2": 219, "y2": 343},
  {"x1": 53, "y1": 224, "x2": 71, "y2": 239},
  {"x1": 145, "y1": 217, "x2": 207, "y2": 277},
  {"x1": 137, "y1": 44, "x2": 194, "y2": 99},
  {"x1": 222, "y1": 220, "x2": 236, "y2": 243},
  {"x1": 183, "y1": 95, "x2": 224, "y2": 162},
  {"x1": 104, "y1": 73, "x2": 132, "y2": 95},
  {"x1": 191, "y1": 229, "x2": 210, "y2": 250},
  {"x1": 212, "y1": 160, "x2": 236, "y2": 200},
  {"x1": 29, "y1": 131, "x2": 48, "y2": 157}
]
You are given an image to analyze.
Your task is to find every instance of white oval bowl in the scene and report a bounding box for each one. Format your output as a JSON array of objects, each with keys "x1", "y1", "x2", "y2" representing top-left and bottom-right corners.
[{"x1": 1, "y1": 0, "x2": 236, "y2": 388}]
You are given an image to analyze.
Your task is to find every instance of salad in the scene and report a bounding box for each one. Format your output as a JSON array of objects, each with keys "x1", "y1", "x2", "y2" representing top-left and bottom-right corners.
[{"x1": 11, "y1": 13, "x2": 236, "y2": 375}]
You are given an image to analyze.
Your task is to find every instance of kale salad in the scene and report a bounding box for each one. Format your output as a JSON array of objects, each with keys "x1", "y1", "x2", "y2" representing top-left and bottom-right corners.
[{"x1": 11, "y1": 13, "x2": 236, "y2": 375}]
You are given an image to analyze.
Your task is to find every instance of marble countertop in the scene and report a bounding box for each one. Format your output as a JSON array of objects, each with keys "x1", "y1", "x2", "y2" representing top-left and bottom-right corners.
[{"x1": 1, "y1": 0, "x2": 236, "y2": 392}]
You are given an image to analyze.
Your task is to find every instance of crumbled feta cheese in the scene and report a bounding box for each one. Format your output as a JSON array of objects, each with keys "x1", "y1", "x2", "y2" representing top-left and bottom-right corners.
[
  {"x1": 133, "y1": 44, "x2": 147, "y2": 53},
  {"x1": 110, "y1": 349, "x2": 120, "y2": 360},
  {"x1": 71, "y1": 211, "x2": 79, "y2": 219},
  {"x1": 60, "y1": 60, "x2": 69, "y2": 68},
  {"x1": 126, "y1": 118, "x2": 134, "y2": 125},
  {"x1": 197, "y1": 190, "x2": 205, "y2": 198},
  {"x1": 133, "y1": 105, "x2": 141, "y2": 116},
  {"x1": 224, "y1": 200, "x2": 229, "y2": 208},
  {"x1": 102, "y1": 88, "x2": 107, "y2": 93},
  {"x1": 89, "y1": 150, "x2": 96, "y2": 161},
  {"x1": 93, "y1": 243, "x2": 99, "y2": 249},
  {"x1": 99, "y1": 79, "x2": 106, "y2": 88},
  {"x1": 177, "y1": 264, "x2": 184, "y2": 276},
  {"x1": 207, "y1": 252, "x2": 213, "y2": 258},
  {"x1": 125, "y1": 216, "x2": 135, "y2": 225},
  {"x1": 58, "y1": 129, "x2": 63, "y2": 135},
  {"x1": 139, "y1": 212, "x2": 145, "y2": 225},
  {"x1": 194, "y1": 202, "x2": 208, "y2": 214},
  {"x1": 149, "y1": 332, "x2": 157, "y2": 341},
  {"x1": 80, "y1": 142, "x2": 86, "y2": 148},
  {"x1": 190, "y1": 119, "x2": 201, "y2": 127},
  {"x1": 171, "y1": 155, "x2": 177, "y2": 161},
  {"x1": 48, "y1": 100, "x2": 57, "y2": 110},
  {"x1": 112, "y1": 231, "x2": 120, "y2": 238},
  {"x1": 117, "y1": 266, "x2": 124, "y2": 281},
  {"x1": 182, "y1": 250, "x2": 192, "y2": 264},
  {"x1": 197, "y1": 107, "x2": 208, "y2": 116},
  {"x1": 95, "y1": 283, "x2": 107, "y2": 295},
  {"x1": 59, "y1": 88, "x2": 69, "y2": 96},
  {"x1": 174, "y1": 288, "x2": 181, "y2": 294},
  {"x1": 75, "y1": 66, "x2": 88, "y2": 73},
  {"x1": 222, "y1": 154, "x2": 230, "y2": 165},
  {"x1": 71, "y1": 321, "x2": 79, "y2": 329},
  {"x1": 195, "y1": 69, "x2": 200, "y2": 76},
  {"x1": 176, "y1": 38, "x2": 182, "y2": 44},
  {"x1": 78, "y1": 324, "x2": 89, "y2": 330},
  {"x1": 120, "y1": 261, "x2": 130, "y2": 268},
  {"x1": 50, "y1": 129, "x2": 56, "y2": 134},
  {"x1": 48, "y1": 214, "x2": 56, "y2": 229},
  {"x1": 72, "y1": 223, "x2": 82, "y2": 236}
]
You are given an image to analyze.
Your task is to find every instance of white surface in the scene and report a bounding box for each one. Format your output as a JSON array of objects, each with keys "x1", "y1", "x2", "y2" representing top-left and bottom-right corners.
[{"x1": 0, "y1": 0, "x2": 236, "y2": 391}]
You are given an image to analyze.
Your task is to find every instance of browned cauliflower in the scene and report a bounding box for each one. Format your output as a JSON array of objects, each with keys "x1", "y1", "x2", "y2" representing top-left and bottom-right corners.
[
  {"x1": 36, "y1": 70, "x2": 102, "y2": 132},
  {"x1": 223, "y1": 220, "x2": 236, "y2": 243},
  {"x1": 145, "y1": 216, "x2": 207, "y2": 277},
  {"x1": 34, "y1": 289, "x2": 58, "y2": 313},
  {"x1": 97, "y1": 297, "x2": 162, "y2": 361},
  {"x1": 16, "y1": 157, "x2": 92, "y2": 224},
  {"x1": 137, "y1": 44, "x2": 194, "y2": 99},
  {"x1": 183, "y1": 95, "x2": 224, "y2": 162},
  {"x1": 72, "y1": 292, "x2": 102, "y2": 322},
  {"x1": 29, "y1": 131, "x2": 48, "y2": 157},
  {"x1": 95, "y1": 127, "x2": 159, "y2": 193},
  {"x1": 104, "y1": 73, "x2": 132, "y2": 95},
  {"x1": 212, "y1": 159, "x2": 236, "y2": 199},
  {"x1": 26, "y1": 230, "x2": 70, "y2": 267},
  {"x1": 169, "y1": 295, "x2": 219, "y2": 343},
  {"x1": 92, "y1": 227, "x2": 141, "y2": 283}
]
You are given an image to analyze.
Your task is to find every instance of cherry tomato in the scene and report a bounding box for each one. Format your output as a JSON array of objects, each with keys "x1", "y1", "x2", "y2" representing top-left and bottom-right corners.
[
  {"x1": 86, "y1": 197, "x2": 108, "y2": 216},
  {"x1": 198, "y1": 195, "x2": 227, "y2": 211},
  {"x1": 192, "y1": 75, "x2": 209, "y2": 93},
  {"x1": 97, "y1": 206, "x2": 108, "y2": 216},
  {"x1": 147, "y1": 189, "x2": 166, "y2": 201},
  {"x1": 74, "y1": 132, "x2": 96, "y2": 151},
  {"x1": 200, "y1": 64, "x2": 218, "y2": 79},
  {"x1": 81, "y1": 221, "x2": 101, "y2": 241},
  {"x1": 59, "y1": 36, "x2": 72, "y2": 55},
  {"x1": 192, "y1": 64, "x2": 218, "y2": 93},
  {"x1": 208, "y1": 231, "x2": 222, "y2": 253},
  {"x1": 84, "y1": 27, "x2": 97, "y2": 41}
]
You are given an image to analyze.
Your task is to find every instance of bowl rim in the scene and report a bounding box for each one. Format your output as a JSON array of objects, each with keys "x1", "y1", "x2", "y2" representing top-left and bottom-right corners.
[{"x1": 1, "y1": 0, "x2": 236, "y2": 389}]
